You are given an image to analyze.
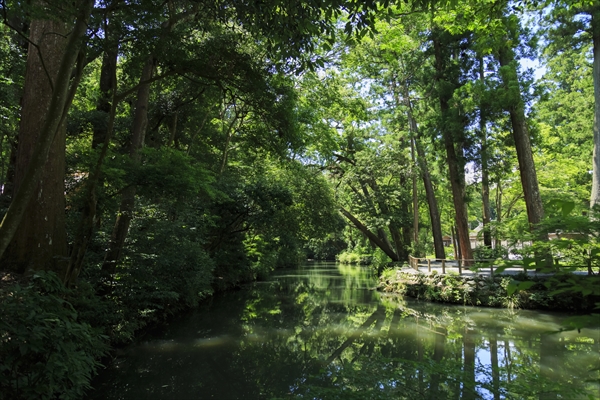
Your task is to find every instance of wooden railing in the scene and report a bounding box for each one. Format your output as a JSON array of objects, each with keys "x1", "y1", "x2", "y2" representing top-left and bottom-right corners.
[{"x1": 408, "y1": 255, "x2": 499, "y2": 276}]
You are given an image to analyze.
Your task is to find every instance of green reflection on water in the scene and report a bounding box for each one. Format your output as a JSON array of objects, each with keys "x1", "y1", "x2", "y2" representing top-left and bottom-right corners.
[{"x1": 91, "y1": 262, "x2": 600, "y2": 400}]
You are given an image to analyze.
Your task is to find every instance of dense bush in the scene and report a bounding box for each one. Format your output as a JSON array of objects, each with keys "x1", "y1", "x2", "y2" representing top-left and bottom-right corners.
[
  {"x1": 473, "y1": 245, "x2": 508, "y2": 261},
  {"x1": 336, "y1": 250, "x2": 372, "y2": 265},
  {"x1": 0, "y1": 272, "x2": 108, "y2": 400}
]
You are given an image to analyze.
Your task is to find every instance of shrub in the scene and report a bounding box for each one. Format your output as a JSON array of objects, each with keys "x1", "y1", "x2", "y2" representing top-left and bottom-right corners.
[{"x1": 0, "y1": 272, "x2": 108, "y2": 400}]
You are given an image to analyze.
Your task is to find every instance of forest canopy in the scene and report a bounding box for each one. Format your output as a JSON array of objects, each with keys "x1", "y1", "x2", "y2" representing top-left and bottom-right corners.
[{"x1": 1, "y1": 0, "x2": 599, "y2": 397}]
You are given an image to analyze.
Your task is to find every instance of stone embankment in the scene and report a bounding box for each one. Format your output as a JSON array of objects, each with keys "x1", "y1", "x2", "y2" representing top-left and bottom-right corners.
[{"x1": 379, "y1": 267, "x2": 596, "y2": 311}]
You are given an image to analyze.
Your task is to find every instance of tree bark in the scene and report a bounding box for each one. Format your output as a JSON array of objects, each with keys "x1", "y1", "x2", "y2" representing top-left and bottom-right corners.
[
  {"x1": 481, "y1": 134, "x2": 493, "y2": 248},
  {"x1": 406, "y1": 95, "x2": 445, "y2": 259},
  {"x1": 411, "y1": 137, "x2": 419, "y2": 245},
  {"x1": 497, "y1": 47, "x2": 546, "y2": 238},
  {"x1": 399, "y1": 174, "x2": 412, "y2": 260},
  {"x1": 92, "y1": 25, "x2": 118, "y2": 150},
  {"x1": 495, "y1": 179, "x2": 503, "y2": 249},
  {"x1": 0, "y1": 1, "x2": 94, "y2": 275},
  {"x1": 368, "y1": 179, "x2": 406, "y2": 262},
  {"x1": 479, "y1": 61, "x2": 492, "y2": 248},
  {"x1": 433, "y1": 33, "x2": 473, "y2": 264},
  {"x1": 359, "y1": 180, "x2": 398, "y2": 259},
  {"x1": 102, "y1": 57, "x2": 155, "y2": 273},
  {"x1": 339, "y1": 207, "x2": 399, "y2": 261}
]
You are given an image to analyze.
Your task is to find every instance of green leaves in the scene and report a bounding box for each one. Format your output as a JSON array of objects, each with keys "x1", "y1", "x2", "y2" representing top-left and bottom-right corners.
[
  {"x1": 548, "y1": 199, "x2": 576, "y2": 218},
  {"x1": 505, "y1": 279, "x2": 535, "y2": 296},
  {"x1": 0, "y1": 272, "x2": 109, "y2": 400}
]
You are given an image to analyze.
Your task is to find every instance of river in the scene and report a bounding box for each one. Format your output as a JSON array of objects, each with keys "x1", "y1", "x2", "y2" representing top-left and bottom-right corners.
[{"x1": 90, "y1": 262, "x2": 600, "y2": 399}]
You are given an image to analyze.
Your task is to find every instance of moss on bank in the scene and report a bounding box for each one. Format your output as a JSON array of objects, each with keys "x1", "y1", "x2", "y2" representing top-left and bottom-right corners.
[{"x1": 378, "y1": 268, "x2": 598, "y2": 312}]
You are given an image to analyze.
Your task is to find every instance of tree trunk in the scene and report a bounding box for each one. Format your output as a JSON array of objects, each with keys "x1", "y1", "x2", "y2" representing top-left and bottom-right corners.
[
  {"x1": 433, "y1": 34, "x2": 473, "y2": 264},
  {"x1": 168, "y1": 111, "x2": 178, "y2": 148},
  {"x1": 406, "y1": 96, "x2": 445, "y2": 259},
  {"x1": 400, "y1": 174, "x2": 412, "y2": 260},
  {"x1": 0, "y1": 2, "x2": 93, "y2": 275},
  {"x1": 591, "y1": 8, "x2": 600, "y2": 211},
  {"x1": 102, "y1": 57, "x2": 155, "y2": 273},
  {"x1": 65, "y1": 56, "x2": 119, "y2": 286},
  {"x1": 495, "y1": 179, "x2": 503, "y2": 249},
  {"x1": 479, "y1": 62, "x2": 493, "y2": 248},
  {"x1": 411, "y1": 137, "x2": 419, "y2": 245},
  {"x1": 359, "y1": 180, "x2": 398, "y2": 259},
  {"x1": 497, "y1": 47, "x2": 546, "y2": 238},
  {"x1": 339, "y1": 207, "x2": 399, "y2": 261},
  {"x1": 481, "y1": 136, "x2": 493, "y2": 248},
  {"x1": 89, "y1": 30, "x2": 118, "y2": 234},
  {"x1": 92, "y1": 24, "x2": 118, "y2": 149},
  {"x1": 368, "y1": 179, "x2": 406, "y2": 262}
]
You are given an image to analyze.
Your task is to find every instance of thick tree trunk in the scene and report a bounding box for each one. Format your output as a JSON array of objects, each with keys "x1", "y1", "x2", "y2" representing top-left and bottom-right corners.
[
  {"x1": 102, "y1": 57, "x2": 155, "y2": 273},
  {"x1": 443, "y1": 129, "x2": 473, "y2": 264},
  {"x1": 339, "y1": 207, "x2": 399, "y2": 261},
  {"x1": 591, "y1": 8, "x2": 600, "y2": 211},
  {"x1": 0, "y1": 2, "x2": 93, "y2": 274},
  {"x1": 433, "y1": 34, "x2": 473, "y2": 264},
  {"x1": 406, "y1": 97, "x2": 445, "y2": 259},
  {"x1": 497, "y1": 47, "x2": 546, "y2": 237}
]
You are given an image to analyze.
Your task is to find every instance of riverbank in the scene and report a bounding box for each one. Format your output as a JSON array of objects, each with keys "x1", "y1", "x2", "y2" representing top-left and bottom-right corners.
[
  {"x1": 378, "y1": 267, "x2": 598, "y2": 311},
  {"x1": 91, "y1": 262, "x2": 600, "y2": 400},
  {"x1": 0, "y1": 267, "x2": 255, "y2": 400}
]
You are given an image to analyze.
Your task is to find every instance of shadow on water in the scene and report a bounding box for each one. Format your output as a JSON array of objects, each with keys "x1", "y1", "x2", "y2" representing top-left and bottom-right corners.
[{"x1": 90, "y1": 262, "x2": 600, "y2": 400}]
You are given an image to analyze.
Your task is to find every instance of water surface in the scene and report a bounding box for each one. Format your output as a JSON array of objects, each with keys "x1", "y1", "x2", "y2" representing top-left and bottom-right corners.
[{"x1": 91, "y1": 262, "x2": 600, "y2": 399}]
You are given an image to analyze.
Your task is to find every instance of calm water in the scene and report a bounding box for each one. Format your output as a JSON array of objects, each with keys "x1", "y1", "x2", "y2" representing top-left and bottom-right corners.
[{"x1": 90, "y1": 262, "x2": 600, "y2": 399}]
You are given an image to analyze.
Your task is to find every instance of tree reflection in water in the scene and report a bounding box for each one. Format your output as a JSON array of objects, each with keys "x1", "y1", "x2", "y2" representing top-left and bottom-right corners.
[{"x1": 91, "y1": 262, "x2": 600, "y2": 400}]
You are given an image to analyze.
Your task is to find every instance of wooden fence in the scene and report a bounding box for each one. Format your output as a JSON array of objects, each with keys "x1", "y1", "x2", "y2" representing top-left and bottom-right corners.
[{"x1": 407, "y1": 255, "x2": 499, "y2": 276}]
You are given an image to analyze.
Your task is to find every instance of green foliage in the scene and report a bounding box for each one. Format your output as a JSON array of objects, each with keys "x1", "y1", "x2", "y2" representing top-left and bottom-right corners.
[
  {"x1": 3, "y1": 0, "x2": 600, "y2": 396},
  {"x1": 0, "y1": 272, "x2": 108, "y2": 400},
  {"x1": 473, "y1": 245, "x2": 508, "y2": 261},
  {"x1": 136, "y1": 147, "x2": 215, "y2": 201},
  {"x1": 381, "y1": 269, "x2": 595, "y2": 311},
  {"x1": 337, "y1": 250, "x2": 371, "y2": 265}
]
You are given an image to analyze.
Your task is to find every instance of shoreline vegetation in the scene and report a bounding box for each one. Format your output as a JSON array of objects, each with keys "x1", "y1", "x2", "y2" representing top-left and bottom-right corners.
[
  {"x1": 378, "y1": 267, "x2": 599, "y2": 312},
  {"x1": 3, "y1": 0, "x2": 600, "y2": 398},
  {"x1": 0, "y1": 268, "x2": 256, "y2": 400}
]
